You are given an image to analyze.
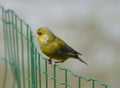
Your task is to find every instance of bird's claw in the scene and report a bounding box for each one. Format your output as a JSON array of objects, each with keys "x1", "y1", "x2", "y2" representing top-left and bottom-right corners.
[
  {"x1": 51, "y1": 61, "x2": 56, "y2": 66},
  {"x1": 48, "y1": 59, "x2": 56, "y2": 66},
  {"x1": 48, "y1": 59, "x2": 52, "y2": 64}
]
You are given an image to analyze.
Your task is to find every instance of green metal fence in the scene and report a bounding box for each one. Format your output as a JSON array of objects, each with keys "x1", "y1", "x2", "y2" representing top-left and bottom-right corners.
[{"x1": 0, "y1": 5, "x2": 110, "y2": 88}]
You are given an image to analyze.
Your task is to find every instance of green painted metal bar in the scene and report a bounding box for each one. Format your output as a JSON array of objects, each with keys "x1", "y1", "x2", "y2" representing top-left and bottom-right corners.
[
  {"x1": 78, "y1": 77, "x2": 81, "y2": 88},
  {"x1": 15, "y1": 13, "x2": 21, "y2": 88},
  {"x1": 7, "y1": 10, "x2": 16, "y2": 88},
  {"x1": 65, "y1": 69, "x2": 68, "y2": 88},
  {"x1": 34, "y1": 48, "x2": 37, "y2": 88},
  {"x1": 105, "y1": 85, "x2": 108, "y2": 88},
  {"x1": 27, "y1": 25, "x2": 31, "y2": 88},
  {"x1": 92, "y1": 80, "x2": 95, "y2": 88},
  {"x1": 54, "y1": 65, "x2": 56, "y2": 88},
  {"x1": 38, "y1": 53, "x2": 41, "y2": 88},
  {"x1": 11, "y1": 10, "x2": 21, "y2": 88},
  {"x1": 2, "y1": 6, "x2": 8, "y2": 88},
  {"x1": 20, "y1": 19, "x2": 25, "y2": 88},
  {"x1": 30, "y1": 31, "x2": 35, "y2": 88},
  {"x1": 45, "y1": 59, "x2": 48, "y2": 88}
]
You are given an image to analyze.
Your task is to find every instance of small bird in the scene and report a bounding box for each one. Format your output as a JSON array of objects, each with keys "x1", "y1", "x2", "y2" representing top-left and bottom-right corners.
[{"x1": 34, "y1": 27, "x2": 88, "y2": 65}]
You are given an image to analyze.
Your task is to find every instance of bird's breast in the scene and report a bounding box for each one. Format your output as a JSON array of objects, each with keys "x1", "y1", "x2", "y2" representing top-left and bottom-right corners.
[
  {"x1": 40, "y1": 43, "x2": 56, "y2": 56},
  {"x1": 38, "y1": 34, "x2": 49, "y2": 44}
]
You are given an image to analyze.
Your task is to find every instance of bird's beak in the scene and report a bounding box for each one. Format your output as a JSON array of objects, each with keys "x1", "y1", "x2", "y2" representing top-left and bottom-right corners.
[{"x1": 32, "y1": 33, "x2": 38, "y2": 38}]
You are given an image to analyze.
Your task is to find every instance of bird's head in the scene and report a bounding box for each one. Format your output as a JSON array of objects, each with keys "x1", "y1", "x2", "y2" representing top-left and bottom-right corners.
[{"x1": 34, "y1": 27, "x2": 56, "y2": 45}]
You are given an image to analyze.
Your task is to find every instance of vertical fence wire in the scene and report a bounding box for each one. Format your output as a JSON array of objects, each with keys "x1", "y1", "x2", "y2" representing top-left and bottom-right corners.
[
  {"x1": 11, "y1": 10, "x2": 19, "y2": 88},
  {"x1": 30, "y1": 31, "x2": 35, "y2": 88},
  {"x1": 2, "y1": 7, "x2": 8, "y2": 88},
  {"x1": 78, "y1": 77, "x2": 81, "y2": 88},
  {"x1": 20, "y1": 19, "x2": 25, "y2": 88},
  {"x1": 34, "y1": 48, "x2": 37, "y2": 88},
  {"x1": 54, "y1": 65, "x2": 56, "y2": 88},
  {"x1": 15, "y1": 13, "x2": 21, "y2": 88},
  {"x1": 7, "y1": 10, "x2": 16, "y2": 88},
  {"x1": 92, "y1": 80, "x2": 95, "y2": 88},
  {"x1": 38, "y1": 53, "x2": 41, "y2": 88},
  {"x1": 65, "y1": 69, "x2": 68, "y2": 88},
  {"x1": 26, "y1": 25, "x2": 31, "y2": 88},
  {"x1": 45, "y1": 59, "x2": 48, "y2": 88},
  {"x1": 5, "y1": 11, "x2": 15, "y2": 88}
]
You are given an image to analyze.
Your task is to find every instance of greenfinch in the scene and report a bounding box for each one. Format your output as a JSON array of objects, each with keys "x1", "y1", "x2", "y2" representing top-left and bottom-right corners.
[{"x1": 34, "y1": 27, "x2": 88, "y2": 65}]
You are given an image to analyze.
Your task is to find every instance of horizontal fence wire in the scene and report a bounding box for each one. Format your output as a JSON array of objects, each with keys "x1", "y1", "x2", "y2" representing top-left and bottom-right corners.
[{"x1": 0, "y1": 5, "x2": 111, "y2": 88}]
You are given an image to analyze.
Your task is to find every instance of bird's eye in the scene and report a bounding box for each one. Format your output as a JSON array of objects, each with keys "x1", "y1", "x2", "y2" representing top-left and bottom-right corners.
[{"x1": 38, "y1": 32, "x2": 42, "y2": 35}]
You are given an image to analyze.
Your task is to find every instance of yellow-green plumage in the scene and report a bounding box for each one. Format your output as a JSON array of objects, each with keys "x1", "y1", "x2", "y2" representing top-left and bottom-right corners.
[{"x1": 36, "y1": 27, "x2": 88, "y2": 65}]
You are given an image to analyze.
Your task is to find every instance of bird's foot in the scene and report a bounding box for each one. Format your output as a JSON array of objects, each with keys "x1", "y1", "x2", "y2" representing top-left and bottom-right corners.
[
  {"x1": 48, "y1": 59, "x2": 57, "y2": 66},
  {"x1": 48, "y1": 58, "x2": 52, "y2": 64},
  {"x1": 51, "y1": 61, "x2": 56, "y2": 66}
]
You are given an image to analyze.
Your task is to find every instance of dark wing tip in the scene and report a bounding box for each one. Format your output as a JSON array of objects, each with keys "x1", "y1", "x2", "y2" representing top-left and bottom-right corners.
[
  {"x1": 66, "y1": 46, "x2": 83, "y2": 55},
  {"x1": 77, "y1": 52, "x2": 82, "y2": 56},
  {"x1": 77, "y1": 56, "x2": 88, "y2": 65}
]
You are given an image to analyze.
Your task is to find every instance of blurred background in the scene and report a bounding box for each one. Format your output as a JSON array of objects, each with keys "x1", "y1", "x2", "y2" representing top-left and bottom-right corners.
[{"x1": 0, "y1": 0, "x2": 120, "y2": 88}]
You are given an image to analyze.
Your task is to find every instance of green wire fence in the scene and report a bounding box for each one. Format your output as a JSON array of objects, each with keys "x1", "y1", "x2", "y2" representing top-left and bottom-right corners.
[{"x1": 0, "y1": 5, "x2": 111, "y2": 88}]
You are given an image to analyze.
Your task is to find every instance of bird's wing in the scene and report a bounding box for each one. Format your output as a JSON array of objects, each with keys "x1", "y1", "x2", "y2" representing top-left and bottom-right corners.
[
  {"x1": 55, "y1": 37, "x2": 82, "y2": 57},
  {"x1": 65, "y1": 45, "x2": 82, "y2": 55},
  {"x1": 54, "y1": 37, "x2": 88, "y2": 65},
  {"x1": 54, "y1": 37, "x2": 67, "y2": 56}
]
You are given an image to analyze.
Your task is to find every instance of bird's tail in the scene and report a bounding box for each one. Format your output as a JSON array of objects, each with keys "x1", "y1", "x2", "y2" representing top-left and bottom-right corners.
[{"x1": 77, "y1": 56, "x2": 88, "y2": 65}]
